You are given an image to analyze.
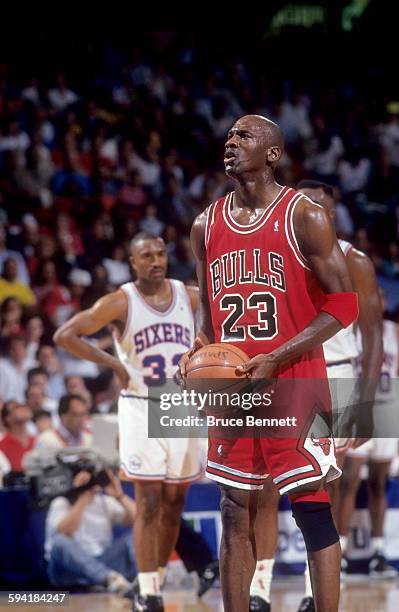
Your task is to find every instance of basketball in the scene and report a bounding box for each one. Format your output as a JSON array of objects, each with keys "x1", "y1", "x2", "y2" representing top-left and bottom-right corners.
[{"x1": 185, "y1": 342, "x2": 250, "y2": 380}]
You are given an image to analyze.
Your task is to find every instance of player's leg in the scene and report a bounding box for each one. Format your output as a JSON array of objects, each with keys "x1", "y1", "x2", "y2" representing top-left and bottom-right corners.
[
  {"x1": 158, "y1": 482, "x2": 187, "y2": 583},
  {"x1": 367, "y1": 439, "x2": 398, "y2": 577},
  {"x1": 118, "y1": 397, "x2": 166, "y2": 608},
  {"x1": 250, "y1": 478, "x2": 279, "y2": 610},
  {"x1": 134, "y1": 480, "x2": 163, "y2": 592},
  {"x1": 336, "y1": 454, "x2": 363, "y2": 554},
  {"x1": 219, "y1": 485, "x2": 259, "y2": 612},
  {"x1": 289, "y1": 479, "x2": 340, "y2": 612}
]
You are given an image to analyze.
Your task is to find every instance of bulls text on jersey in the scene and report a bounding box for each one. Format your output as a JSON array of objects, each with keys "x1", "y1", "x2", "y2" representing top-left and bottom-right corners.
[{"x1": 209, "y1": 248, "x2": 287, "y2": 301}]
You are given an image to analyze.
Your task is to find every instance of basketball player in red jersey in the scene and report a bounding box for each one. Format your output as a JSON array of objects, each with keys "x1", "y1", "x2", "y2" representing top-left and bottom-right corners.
[{"x1": 180, "y1": 115, "x2": 359, "y2": 612}]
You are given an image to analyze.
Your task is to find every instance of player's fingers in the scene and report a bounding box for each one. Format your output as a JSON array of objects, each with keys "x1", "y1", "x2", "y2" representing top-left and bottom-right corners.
[
  {"x1": 178, "y1": 352, "x2": 190, "y2": 376},
  {"x1": 236, "y1": 359, "x2": 254, "y2": 373}
]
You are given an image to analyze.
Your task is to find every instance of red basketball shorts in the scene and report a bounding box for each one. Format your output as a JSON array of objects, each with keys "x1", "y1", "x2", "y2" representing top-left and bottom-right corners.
[{"x1": 205, "y1": 377, "x2": 341, "y2": 494}]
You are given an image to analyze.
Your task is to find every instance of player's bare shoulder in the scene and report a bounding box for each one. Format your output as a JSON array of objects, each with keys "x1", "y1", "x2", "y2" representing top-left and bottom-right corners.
[
  {"x1": 89, "y1": 287, "x2": 128, "y2": 323},
  {"x1": 185, "y1": 284, "x2": 200, "y2": 313},
  {"x1": 347, "y1": 246, "x2": 375, "y2": 274},
  {"x1": 293, "y1": 195, "x2": 335, "y2": 255}
]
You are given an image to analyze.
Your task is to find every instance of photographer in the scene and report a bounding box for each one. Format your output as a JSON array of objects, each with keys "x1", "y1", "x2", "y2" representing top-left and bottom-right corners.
[{"x1": 45, "y1": 467, "x2": 137, "y2": 594}]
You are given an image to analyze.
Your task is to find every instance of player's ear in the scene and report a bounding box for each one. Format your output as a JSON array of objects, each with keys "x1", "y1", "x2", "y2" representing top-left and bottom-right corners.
[
  {"x1": 129, "y1": 255, "x2": 137, "y2": 273},
  {"x1": 267, "y1": 145, "x2": 282, "y2": 165}
]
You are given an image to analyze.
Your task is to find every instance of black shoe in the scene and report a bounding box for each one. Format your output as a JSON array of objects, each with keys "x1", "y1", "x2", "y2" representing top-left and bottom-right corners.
[
  {"x1": 124, "y1": 576, "x2": 140, "y2": 599},
  {"x1": 133, "y1": 593, "x2": 164, "y2": 611},
  {"x1": 369, "y1": 552, "x2": 398, "y2": 579},
  {"x1": 197, "y1": 560, "x2": 219, "y2": 597},
  {"x1": 297, "y1": 596, "x2": 315, "y2": 612},
  {"x1": 249, "y1": 595, "x2": 270, "y2": 611}
]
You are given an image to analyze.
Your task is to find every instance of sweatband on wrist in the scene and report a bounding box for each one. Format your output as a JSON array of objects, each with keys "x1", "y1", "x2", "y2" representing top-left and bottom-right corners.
[{"x1": 320, "y1": 292, "x2": 358, "y2": 328}]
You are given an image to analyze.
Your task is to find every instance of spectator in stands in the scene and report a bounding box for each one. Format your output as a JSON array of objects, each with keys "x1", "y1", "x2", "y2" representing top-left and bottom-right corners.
[
  {"x1": 47, "y1": 72, "x2": 78, "y2": 112},
  {"x1": 0, "y1": 257, "x2": 36, "y2": 307},
  {"x1": 36, "y1": 344, "x2": 65, "y2": 400},
  {"x1": 25, "y1": 383, "x2": 57, "y2": 419},
  {"x1": 24, "y1": 315, "x2": 45, "y2": 362},
  {"x1": 0, "y1": 336, "x2": 35, "y2": 402},
  {"x1": 102, "y1": 245, "x2": 131, "y2": 287},
  {"x1": 32, "y1": 409, "x2": 52, "y2": 434},
  {"x1": 0, "y1": 297, "x2": 24, "y2": 338},
  {"x1": 45, "y1": 468, "x2": 136, "y2": 593},
  {"x1": 64, "y1": 375, "x2": 93, "y2": 411},
  {"x1": 33, "y1": 260, "x2": 73, "y2": 328},
  {"x1": 0, "y1": 400, "x2": 35, "y2": 472},
  {"x1": 0, "y1": 223, "x2": 30, "y2": 284},
  {"x1": 35, "y1": 394, "x2": 91, "y2": 450}
]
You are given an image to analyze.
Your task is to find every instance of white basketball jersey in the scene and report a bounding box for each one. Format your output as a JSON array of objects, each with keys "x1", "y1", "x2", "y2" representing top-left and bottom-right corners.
[
  {"x1": 323, "y1": 239, "x2": 360, "y2": 364},
  {"x1": 376, "y1": 319, "x2": 399, "y2": 402},
  {"x1": 114, "y1": 279, "x2": 194, "y2": 396}
]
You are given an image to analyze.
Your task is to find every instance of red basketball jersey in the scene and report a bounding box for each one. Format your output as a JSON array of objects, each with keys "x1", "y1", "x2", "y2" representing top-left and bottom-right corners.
[{"x1": 205, "y1": 185, "x2": 327, "y2": 378}]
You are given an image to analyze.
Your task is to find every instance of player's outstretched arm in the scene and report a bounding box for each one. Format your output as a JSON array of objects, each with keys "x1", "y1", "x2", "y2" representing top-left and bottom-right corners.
[
  {"x1": 179, "y1": 211, "x2": 214, "y2": 377},
  {"x1": 53, "y1": 290, "x2": 129, "y2": 388},
  {"x1": 238, "y1": 199, "x2": 358, "y2": 378}
]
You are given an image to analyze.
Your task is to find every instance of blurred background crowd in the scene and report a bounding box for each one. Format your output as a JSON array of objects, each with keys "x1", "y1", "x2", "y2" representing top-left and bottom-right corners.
[{"x1": 1, "y1": 6, "x2": 399, "y2": 463}]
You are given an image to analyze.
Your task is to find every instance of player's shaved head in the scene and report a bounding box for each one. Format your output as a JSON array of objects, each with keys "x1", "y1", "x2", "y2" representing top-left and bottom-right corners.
[
  {"x1": 235, "y1": 115, "x2": 284, "y2": 152},
  {"x1": 129, "y1": 232, "x2": 164, "y2": 255}
]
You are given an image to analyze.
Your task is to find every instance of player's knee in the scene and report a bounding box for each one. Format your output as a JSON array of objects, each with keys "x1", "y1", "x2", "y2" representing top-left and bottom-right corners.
[
  {"x1": 291, "y1": 501, "x2": 339, "y2": 552},
  {"x1": 368, "y1": 474, "x2": 387, "y2": 497},
  {"x1": 340, "y1": 470, "x2": 358, "y2": 496},
  {"x1": 220, "y1": 489, "x2": 250, "y2": 535},
  {"x1": 162, "y1": 489, "x2": 186, "y2": 522},
  {"x1": 258, "y1": 479, "x2": 280, "y2": 512},
  {"x1": 137, "y1": 490, "x2": 162, "y2": 522}
]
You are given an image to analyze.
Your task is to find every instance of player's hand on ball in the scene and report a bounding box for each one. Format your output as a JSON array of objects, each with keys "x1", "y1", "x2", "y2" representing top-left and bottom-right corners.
[
  {"x1": 237, "y1": 353, "x2": 277, "y2": 379},
  {"x1": 178, "y1": 333, "x2": 210, "y2": 379}
]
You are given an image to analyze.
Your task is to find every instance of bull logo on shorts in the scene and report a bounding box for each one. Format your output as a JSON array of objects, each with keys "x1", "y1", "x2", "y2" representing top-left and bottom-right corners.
[{"x1": 310, "y1": 433, "x2": 331, "y2": 456}]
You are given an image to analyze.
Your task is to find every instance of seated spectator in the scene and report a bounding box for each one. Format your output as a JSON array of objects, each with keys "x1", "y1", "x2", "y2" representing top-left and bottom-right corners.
[
  {"x1": 0, "y1": 223, "x2": 30, "y2": 284},
  {"x1": 338, "y1": 147, "x2": 371, "y2": 196},
  {"x1": 0, "y1": 400, "x2": 35, "y2": 472},
  {"x1": 27, "y1": 366, "x2": 50, "y2": 390},
  {"x1": 35, "y1": 394, "x2": 92, "y2": 450},
  {"x1": 33, "y1": 261, "x2": 75, "y2": 328},
  {"x1": 47, "y1": 72, "x2": 78, "y2": 112},
  {"x1": 0, "y1": 257, "x2": 36, "y2": 307},
  {"x1": 26, "y1": 383, "x2": 58, "y2": 419},
  {"x1": 0, "y1": 336, "x2": 36, "y2": 402},
  {"x1": 45, "y1": 468, "x2": 136, "y2": 593},
  {"x1": 102, "y1": 245, "x2": 131, "y2": 286},
  {"x1": 0, "y1": 297, "x2": 24, "y2": 338},
  {"x1": 24, "y1": 315, "x2": 45, "y2": 362},
  {"x1": 32, "y1": 409, "x2": 52, "y2": 434},
  {"x1": 36, "y1": 344, "x2": 66, "y2": 400},
  {"x1": 138, "y1": 204, "x2": 165, "y2": 237},
  {"x1": 65, "y1": 375, "x2": 93, "y2": 411}
]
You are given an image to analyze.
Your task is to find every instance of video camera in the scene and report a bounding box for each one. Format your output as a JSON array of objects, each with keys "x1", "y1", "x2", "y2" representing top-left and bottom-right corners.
[{"x1": 20, "y1": 448, "x2": 115, "y2": 508}]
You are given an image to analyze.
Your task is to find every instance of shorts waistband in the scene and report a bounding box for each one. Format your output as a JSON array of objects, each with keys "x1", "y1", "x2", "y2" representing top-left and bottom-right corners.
[{"x1": 326, "y1": 359, "x2": 352, "y2": 367}]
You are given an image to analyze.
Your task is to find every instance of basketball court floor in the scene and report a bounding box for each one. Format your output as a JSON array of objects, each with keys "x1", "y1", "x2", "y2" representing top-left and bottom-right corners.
[{"x1": 1, "y1": 579, "x2": 398, "y2": 612}]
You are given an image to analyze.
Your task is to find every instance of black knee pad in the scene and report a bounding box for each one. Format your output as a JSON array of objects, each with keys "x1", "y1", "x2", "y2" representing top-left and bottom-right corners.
[{"x1": 291, "y1": 502, "x2": 339, "y2": 552}]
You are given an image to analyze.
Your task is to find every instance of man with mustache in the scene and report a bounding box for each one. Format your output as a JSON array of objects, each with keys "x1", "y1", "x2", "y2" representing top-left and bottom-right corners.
[{"x1": 54, "y1": 232, "x2": 202, "y2": 612}]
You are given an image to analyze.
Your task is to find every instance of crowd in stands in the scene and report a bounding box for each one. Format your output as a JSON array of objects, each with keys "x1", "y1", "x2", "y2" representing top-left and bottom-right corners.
[{"x1": 1, "y1": 35, "x2": 399, "y2": 471}]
